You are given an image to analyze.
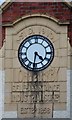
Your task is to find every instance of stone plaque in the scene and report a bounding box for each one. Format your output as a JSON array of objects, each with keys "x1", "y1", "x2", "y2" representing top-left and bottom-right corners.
[
  {"x1": 18, "y1": 104, "x2": 34, "y2": 118},
  {"x1": 18, "y1": 103, "x2": 52, "y2": 118}
]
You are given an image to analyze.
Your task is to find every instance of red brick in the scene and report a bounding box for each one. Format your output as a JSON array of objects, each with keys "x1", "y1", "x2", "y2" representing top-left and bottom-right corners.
[{"x1": 1, "y1": 2, "x2": 72, "y2": 48}]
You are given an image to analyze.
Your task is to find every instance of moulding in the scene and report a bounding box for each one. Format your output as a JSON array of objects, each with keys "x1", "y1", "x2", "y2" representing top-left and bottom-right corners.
[{"x1": 2, "y1": 14, "x2": 70, "y2": 27}]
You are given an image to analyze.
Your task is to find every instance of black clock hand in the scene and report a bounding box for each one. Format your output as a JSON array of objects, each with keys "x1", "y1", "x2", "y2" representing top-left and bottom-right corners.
[
  {"x1": 36, "y1": 53, "x2": 43, "y2": 61},
  {"x1": 38, "y1": 55, "x2": 43, "y2": 61},
  {"x1": 33, "y1": 52, "x2": 37, "y2": 68}
]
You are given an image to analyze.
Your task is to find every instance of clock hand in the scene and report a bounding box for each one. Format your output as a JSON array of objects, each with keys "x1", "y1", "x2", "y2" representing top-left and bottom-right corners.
[
  {"x1": 36, "y1": 53, "x2": 43, "y2": 61},
  {"x1": 38, "y1": 55, "x2": 43, "y2": 61},
  {"x1": 33, "y1": 52, "x2": 38, "y2": 68}
]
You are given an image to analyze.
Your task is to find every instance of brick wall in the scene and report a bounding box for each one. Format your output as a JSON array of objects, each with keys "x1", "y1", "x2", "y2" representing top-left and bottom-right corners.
[{"x1": 1, "y1": 2, "x2": 72, "y2": 48}]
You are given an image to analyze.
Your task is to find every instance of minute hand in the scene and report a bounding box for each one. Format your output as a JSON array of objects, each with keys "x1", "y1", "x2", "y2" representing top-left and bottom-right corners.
[{"x1": 33, "y1": 52, "x2": 37, "y2": 68}]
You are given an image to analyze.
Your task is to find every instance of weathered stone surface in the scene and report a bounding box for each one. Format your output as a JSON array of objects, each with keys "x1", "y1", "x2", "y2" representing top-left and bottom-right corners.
[{"x1": 4, "y1": 18, "x2": 68, "y2": 118}]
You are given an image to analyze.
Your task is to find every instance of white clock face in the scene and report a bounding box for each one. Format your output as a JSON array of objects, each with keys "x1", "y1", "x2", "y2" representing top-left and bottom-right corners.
[{"x1": 18, "y1": 35, "x2": 54, "y2": 71}]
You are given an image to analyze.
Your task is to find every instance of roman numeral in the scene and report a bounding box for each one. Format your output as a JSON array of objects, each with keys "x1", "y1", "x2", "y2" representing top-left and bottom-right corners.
[
  {"x1": 23, "y1": 57, "x2": 28, "y2": 63},
  {"x1": 20, "y1": 52, "x2": 26, "y2": 55},
  {"x1": 35, "y1": 38, "x2": 38, "y2": 43},
  {"x1": 46, "y1": 52, "x2": 52, "y2": 54},
  {"x1": 45, "y1": 57, "x2": 49, "y2": 61},
  {"x1": 29, "y1": 40, "x2": 32, "y2": 45},
  {"x1": 27, "y1": 62, "x2": 32, "y2": 67}
]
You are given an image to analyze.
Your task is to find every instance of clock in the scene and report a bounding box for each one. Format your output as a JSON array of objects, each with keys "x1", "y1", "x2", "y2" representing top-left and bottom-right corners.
[{"x1": 18, "y1": 35, "x2": 54, "y2": 71}]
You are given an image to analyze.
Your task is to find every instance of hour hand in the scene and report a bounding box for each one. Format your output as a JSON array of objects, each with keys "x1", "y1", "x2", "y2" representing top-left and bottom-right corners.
[
  {"x1": 36, "y1": 53, "x2": 43, "y2": 61},
  {"x1": 38, "y1": 55, "x2": 43, "y2": 60}
]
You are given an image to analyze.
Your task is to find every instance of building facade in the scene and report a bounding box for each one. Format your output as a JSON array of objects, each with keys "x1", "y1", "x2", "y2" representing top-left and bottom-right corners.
[{"x1": 0, "y1": 1, "x2": 72, "y2": 119}]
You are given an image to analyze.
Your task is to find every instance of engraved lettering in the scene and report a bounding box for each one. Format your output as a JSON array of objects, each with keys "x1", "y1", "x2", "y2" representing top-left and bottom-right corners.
[{"x1": 28, "y1": 28, "x2": 34, "y2": 35}]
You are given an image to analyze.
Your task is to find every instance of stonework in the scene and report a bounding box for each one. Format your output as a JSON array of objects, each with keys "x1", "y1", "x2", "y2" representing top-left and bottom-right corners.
[{"x1": 1, "y1": 15, "x2": 69, "y2": 118}]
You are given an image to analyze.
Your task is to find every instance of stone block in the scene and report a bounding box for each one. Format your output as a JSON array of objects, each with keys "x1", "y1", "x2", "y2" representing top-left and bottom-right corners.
[
  {"x1": 13, "y1": 50, "x2": 18, "y2": 58},
  {"x1": 13, "y1": 68, "x2": 28, "y2": 82},
  {"x1": 60, "y1": 92, "x2": 67, "y2": 102},
  {"x1": 54, "y1": 49, "x2": 58, "y2": 57},
  {"x1": 58, "y1": 49, "x2": 67, "y2": 57},
  {"x1": 12, "y1": 83, "x2": 22, "y2": 92},
  {"x1": 53, "y1": 39, "x2": 59, "y2": 49},
  {"x1": 5, "y1": 35, "x2": 13, "y2": 49},
  {"x1": 18, "y1": 103, "x2": 34, "y2": 118},
  {"x1": 25, "y1": 17, "x2": 37, "y2": 27},
  {"x1": 13, "y1": 39, "x2": 20, "y2": 50},
  {"x1": 6, "y1": 27, "x2": 13, "y2": 35},
  {"x1": 4, "y1": 83, "x2": 11, "y2": 93},
  {"x1": 51, "y1": 57, "x2": 59, "y2": 68},
  {"x1": 59, "y1": 57, "x2": 67, "y2": 67},
  {"x1": 36, "y1": 103, "x2": 52, "y2": 118},
  {"x1": 4, "y1": 58, "x2": 13, "y2": 69},
  {"x1": 4, "y1": 103, "x2": 17, "y2": 111},
  {"x1": 14, "y1": 19, "x2": 26, "y2": 34},
  {"x1": 13, "y1": 69, "x2": 20, "y2": 82},
  {"x1": 5, "y1": 50, "x2": 13, "y2": 58},
  {"x1": 13, "y1": 58, "x2": 21, "y2": 68},
  {"x1": 46, "y1": 82, "x2": 60, "y2": 92},
  {"x1": 11, "y1": 92, "x2": 21, "y2": 102},
  {"x1": 43, "y1": 92, "x2": 52, "y2": 103},
  {"x1": 21, "y1": 91, "x2": 41, "y2": 103},
  {"x1": 4, "y1": 92, "x2": 11, "y2": 103},
  {"x1": 43, "y1": 68, "x2": 58, "y2": 81},
  {"x1": 54, "y1": 103, "x2": 66, "y2": 111},
  {"x1": 60, "y1": 82, "x2": 67, "y2": 92},
  {"x1": 54, "y1": 92, "x2": 60, "y2": 102},
  {"x1": 32, "y1": 26, "x2": 42, "y2": 35},
  {"x1": 25, "y1": 26, "x2": 35, "y2": 36},
  {"x1": 58, "y1": 68, "x2": 67, "y2": 81},
  {"x1": 59, "y1": 34, "x2": 67, "y2": 48},
  {"x1": 5, "y1": 69, "x2": 13, "y2": 82}
]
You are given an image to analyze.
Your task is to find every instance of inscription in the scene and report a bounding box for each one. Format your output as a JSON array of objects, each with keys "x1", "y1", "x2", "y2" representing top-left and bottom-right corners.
[
  {"x1": 36, "y1": 104, "x2": 52, "y2": 118},
  {"x1": 18, "y1": 104, "x2": 34, "y2": 118},
  {"x1": 12, "y1": 83, "x2": 22, "y2": 91},
  {"x1": 21, "y1": 92, "x2": 42, "y2": 103},
  {"x1": 43, "y1": 83, "x2": 60, "y2": 92},
  {"x1": 18, "y1": 104, "x2": 52, "y2": 118},
  {"x1": 40, "y1": 27, "x2": 46, "y2": 35},
  {"x1": 12, "y1": 82, "x2": 60, "y2": 92},
  {"x1": 11, "y1": 91, "x2": 60, "y2": 103},
  {"x1": 28, "y1": 27, "x2": 35, "y2": 35},
  {"x1": 11, "y1": 92, "x2": 21, "y2": 102},
  {"x1": 20, "y1": 107, "x2": 34, "y2": 114},
  {"x1": 17, "y1": 26, "x2": 57, "y2": 42}
]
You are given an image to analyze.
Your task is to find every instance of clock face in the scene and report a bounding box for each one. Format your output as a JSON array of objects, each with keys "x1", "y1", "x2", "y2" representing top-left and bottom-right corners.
[{"x1": 18, "y1": 35, "x2": 54, "y2": 71}]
